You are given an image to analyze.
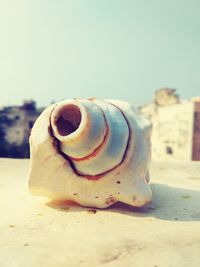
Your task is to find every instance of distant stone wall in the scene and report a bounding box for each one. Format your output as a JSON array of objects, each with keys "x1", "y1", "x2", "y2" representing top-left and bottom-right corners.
[
  {"x1": 151, "y1": 102, "x2": 194, "y2": 161},
  {"x1": 139, "y1": 88, "x2": 199, "y2": 161},
  {"x1": 154, "y1": 88, "x2": 179, "y2": 106}
]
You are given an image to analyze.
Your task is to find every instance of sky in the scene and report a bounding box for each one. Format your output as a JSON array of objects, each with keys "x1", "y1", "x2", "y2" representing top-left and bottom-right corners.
[{"x1": 0, "y1": 0, "x2": 199, "y2": 108}]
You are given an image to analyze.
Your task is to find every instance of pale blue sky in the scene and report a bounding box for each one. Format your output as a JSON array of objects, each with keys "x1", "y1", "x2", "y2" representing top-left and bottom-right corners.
[{"x1": 0, "y1": 0, "x2": 199, "y2": 107}]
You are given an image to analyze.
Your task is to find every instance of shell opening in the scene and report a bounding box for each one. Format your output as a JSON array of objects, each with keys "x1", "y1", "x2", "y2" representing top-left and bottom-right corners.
[{"x1": 56, "y1": 104, "x2": 82, "y2": 136}]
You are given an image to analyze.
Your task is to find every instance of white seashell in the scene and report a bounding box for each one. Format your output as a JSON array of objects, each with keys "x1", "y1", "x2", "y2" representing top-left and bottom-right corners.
[{"x1": 27, "y1": 98, "x2": 152, "y2": 208}]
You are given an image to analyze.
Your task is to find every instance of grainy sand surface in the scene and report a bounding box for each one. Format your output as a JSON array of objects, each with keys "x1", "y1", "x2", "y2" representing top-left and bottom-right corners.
[{"x1": 0, "y1": 158, "x2": 200, "y2": 267}]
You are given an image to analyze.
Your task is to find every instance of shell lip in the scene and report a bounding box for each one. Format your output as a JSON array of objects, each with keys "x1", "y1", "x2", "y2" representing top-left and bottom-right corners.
[{"x1": 50, "y1": 100, "x2": 88, "y2": 142}]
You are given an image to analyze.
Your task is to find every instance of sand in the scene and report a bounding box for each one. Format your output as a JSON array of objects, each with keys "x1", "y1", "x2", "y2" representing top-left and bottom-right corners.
[{"x1": 0, "y1": 158, "x2": 200, "y2": 267}]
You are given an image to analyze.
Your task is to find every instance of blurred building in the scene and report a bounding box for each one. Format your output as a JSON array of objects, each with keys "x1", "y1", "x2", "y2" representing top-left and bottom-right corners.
[
  {"x1": 0, "y1": 100, "x2": 42, "y2": 158},
  {"x1": 5, "y1": 101, "x2": 37, "y2": 145},
  {"x1": 139, "y1": 88, "x2": 200, "y2": 161}
]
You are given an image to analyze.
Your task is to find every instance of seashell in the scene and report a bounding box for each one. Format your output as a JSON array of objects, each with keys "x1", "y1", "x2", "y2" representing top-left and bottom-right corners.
[{"x1": 27, "y1": 98, "x2": 152, "y2": 208}]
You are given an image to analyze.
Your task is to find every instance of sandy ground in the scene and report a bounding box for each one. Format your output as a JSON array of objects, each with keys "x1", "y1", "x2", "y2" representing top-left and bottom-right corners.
[{"x1": 0, "y1": 158, "x2": 200, "y2": 267}]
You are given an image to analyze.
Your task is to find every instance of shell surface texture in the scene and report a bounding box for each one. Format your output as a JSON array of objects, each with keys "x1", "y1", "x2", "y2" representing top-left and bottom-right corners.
[{"x1": 27, "y1": 98, "x2": 152, "y2": 208}]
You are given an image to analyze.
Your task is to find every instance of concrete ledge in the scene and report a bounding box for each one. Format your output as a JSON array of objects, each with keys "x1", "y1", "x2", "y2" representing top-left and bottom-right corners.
[{"x1": 1, "y1": 158, "x2": 200, "y2": 267}]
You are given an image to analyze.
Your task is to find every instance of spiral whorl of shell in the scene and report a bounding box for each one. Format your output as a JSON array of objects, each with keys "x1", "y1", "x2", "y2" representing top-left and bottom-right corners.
[
  {"x1": 27, "y1": 98, "x2": 152, "y2": 208},
  {"x1": 50, "y1": 99, "x2": 130, "y2": 177}
]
